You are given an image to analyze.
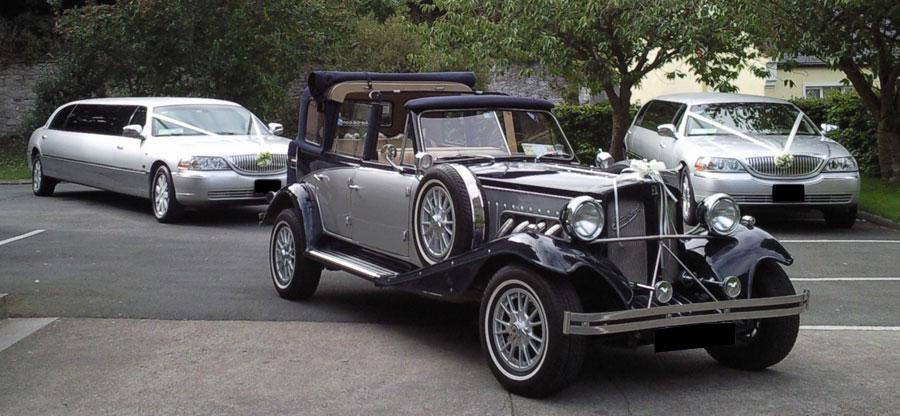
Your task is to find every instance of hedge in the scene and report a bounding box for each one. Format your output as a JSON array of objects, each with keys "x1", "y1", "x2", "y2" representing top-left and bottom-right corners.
[
  {"x1": 790, "y1": 93, "x2": 879, "y2": 176},
  {"x1": 554, "y1": 103, "x2": 638, "y2": 162}
]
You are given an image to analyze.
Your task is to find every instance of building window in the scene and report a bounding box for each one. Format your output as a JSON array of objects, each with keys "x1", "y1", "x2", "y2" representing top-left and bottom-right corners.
[
  {"x1": 804, "y1": 84, "x2": 853, "y2": 99},
  {"x1": 765, "y1": 62, "x2": 777, "y2": 88}
]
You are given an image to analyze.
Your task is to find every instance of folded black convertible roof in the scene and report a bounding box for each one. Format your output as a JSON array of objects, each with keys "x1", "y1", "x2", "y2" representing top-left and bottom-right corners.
[{"x1": 306, "y1": 71, "x2": 477, "y2": 99}]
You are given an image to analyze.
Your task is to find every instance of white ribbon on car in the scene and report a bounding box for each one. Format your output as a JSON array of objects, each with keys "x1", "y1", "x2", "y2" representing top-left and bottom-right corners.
[
  {"x1": 684, "y1": 111, "x2": 805, "y2": 159},
  {"x1": 611, "y1": 159, "x2": 679, "y2": 240}
]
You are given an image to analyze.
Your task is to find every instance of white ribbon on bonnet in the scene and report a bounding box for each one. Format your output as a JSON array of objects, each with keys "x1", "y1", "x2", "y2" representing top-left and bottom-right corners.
[{"x1": 611, "y1": 159, "x2": 679, "y2": 239}]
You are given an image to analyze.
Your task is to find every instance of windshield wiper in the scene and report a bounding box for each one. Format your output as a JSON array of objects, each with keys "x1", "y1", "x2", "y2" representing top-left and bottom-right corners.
[
  {"x1": 534, "y1": 152, "x2": 570, "y2": 163},
  {"x1": 439, "y1": 154, "x2": 496, "y2": 162}
]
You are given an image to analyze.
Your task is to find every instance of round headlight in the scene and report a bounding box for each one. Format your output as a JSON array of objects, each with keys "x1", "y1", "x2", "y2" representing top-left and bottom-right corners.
[
  {"x1": 698, "y1": 193, "x2": 740, "y2": 235},
  {"x1": 561, "y1": 196, "x2": 605, "y2": 241}
]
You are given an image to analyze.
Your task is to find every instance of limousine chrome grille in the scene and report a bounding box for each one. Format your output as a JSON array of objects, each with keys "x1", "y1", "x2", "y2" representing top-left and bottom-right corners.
[
  {"x1": 227, "y1": 154, "x2": 288, "y2": 175},
  {"x1": 745, "y1": 155, "x2": 824, "y2": 177}
]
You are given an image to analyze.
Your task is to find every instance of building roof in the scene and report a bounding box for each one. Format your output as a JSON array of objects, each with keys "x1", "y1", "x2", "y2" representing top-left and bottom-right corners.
[
  {"x1": 776, "y1": 55, "x2": 828, "y2": 67},
  {"x1": 66, "y1": 97, "x2": 241, "y2": 108},
  {"x1": 405, "y1": 95, "x2": 555, "y2": 112},
  {"x1": 652, "y1": 92, "x2": 791, "y2": 106}
]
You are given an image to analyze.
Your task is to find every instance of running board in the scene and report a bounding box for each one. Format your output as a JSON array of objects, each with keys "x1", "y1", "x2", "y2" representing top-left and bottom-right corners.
[{"x1": 306, "y1": 249, "x2": 399, "y2": 280}]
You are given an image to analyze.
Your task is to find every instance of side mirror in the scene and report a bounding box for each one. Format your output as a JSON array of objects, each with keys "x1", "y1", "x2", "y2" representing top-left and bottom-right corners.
[
  {"x1": 122, "y1": 124, "x2": 143, "y2": 138},
  {"x1": 657, "y1": 123, "x2": 677, "y2": 138},
  {"x1": 382, "y1": 143, "x2": 401, "y2": 171},
  {"x1": 820, "y1": 123, "x2": 838, "y2": 133},
  {"x1": 268, "y1": 122, "x2": 284, "y2": 136},
  {"x1": 594, "y1": 149, "x2": 614, "y2": 170}
]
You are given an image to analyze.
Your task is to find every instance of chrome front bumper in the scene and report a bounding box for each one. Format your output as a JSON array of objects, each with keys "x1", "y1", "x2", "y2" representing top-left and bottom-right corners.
[
  {"x1": 563, "y1": 290, "x2": 809, "y2": 336},
  {"x1": 691, "y1": 171, "x2": 859, "y2": 206},
  {"x1": 172, "y1": 169, "x2": 285, "y2": 206}
]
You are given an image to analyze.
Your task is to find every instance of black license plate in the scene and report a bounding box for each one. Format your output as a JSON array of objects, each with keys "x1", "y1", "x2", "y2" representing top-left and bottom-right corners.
[
  {"x1": 655, "y1": 323, "x2": 735, "y2": 353},
  {"x1": 254, "y1": 180, "x2": 281, "y2": 194},
  {"x1": 772, "y1": 184, "x2": 805, "y2": 202}
]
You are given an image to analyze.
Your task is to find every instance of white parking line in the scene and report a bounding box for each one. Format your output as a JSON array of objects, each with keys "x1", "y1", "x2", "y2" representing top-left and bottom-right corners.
[
  {"x1": 781, "y1": 239, "x2": 900, "y2": 244},
  {"x1": 801, "y1": 325, "x2": 900, "y2": 331},
  {"x1": 792, "y1": 277, "x2": 900, "y2": 282},
  {"x1": 0, "y1": 229, "x2": 45, "y2": 247}
]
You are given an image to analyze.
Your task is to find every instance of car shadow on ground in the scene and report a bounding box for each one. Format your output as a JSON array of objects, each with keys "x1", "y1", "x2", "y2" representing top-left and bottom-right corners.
[{"x1": 52, "y1": 188, "x2": 264, "y2": 226}]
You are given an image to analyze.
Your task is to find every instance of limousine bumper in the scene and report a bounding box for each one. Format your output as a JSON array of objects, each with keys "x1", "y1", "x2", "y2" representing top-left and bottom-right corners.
[{"x1": 172, "y1": 170, "x2": 286, "y2": 206}]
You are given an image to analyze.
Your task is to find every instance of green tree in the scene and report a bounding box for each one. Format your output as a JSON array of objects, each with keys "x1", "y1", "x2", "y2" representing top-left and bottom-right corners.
[
  {"x1": 421, "y1": 0, "x2": 766, "y2": 159},
  {"x1": 31, "y1": 0, "x2": 351, "y2": 135},
  {"x1": 739, "y1": 0, "x2": 900, "y2": 180}
]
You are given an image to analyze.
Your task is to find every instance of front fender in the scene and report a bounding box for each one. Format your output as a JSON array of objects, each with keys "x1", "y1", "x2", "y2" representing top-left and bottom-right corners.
[
  {"x1": 386, "y1": 233, "x2": 634, "y2": 305},
  {"x1": 683, "y1": 226, "x2": 793, "y2": 297},
  {"x1": 260, "y1": 182, "x2": 322, "y2": 248}
]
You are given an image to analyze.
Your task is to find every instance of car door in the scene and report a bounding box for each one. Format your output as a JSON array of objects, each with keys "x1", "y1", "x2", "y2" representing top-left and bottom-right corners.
[
  {"x1": 37, "y1": 104, "x2": 76, "y2": 179},
  {"x1": 626, "y1": 101, "x2": 660, "y2": 159},
  {"x1": 653, "y1": 102, "x2": 687, "y2": 165},
  {"x1": 106, "y1": 106, "x2": 150, "y2": 197},
  {"x1": 352, "y1": 166, "x2": 418, "y2": 258}
]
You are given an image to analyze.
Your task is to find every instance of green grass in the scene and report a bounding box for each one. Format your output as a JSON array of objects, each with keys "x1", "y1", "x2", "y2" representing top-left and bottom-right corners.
[
  {"x1": 0, "y1": 136, "x2": 30, "y2": 181},
  {"x1": 860, "y1": 176, "x2": 900, "y2": 223}
]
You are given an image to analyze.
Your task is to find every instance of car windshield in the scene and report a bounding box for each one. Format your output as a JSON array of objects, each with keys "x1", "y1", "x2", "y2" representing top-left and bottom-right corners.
[
  {"x1": 418, "y1": 109, "x2": 573, "y2": 159},
  {"x1": 686, "y1": 103, "x2": 819, "y2": 136},
  {"x1": 152, "y1": 104, "x2": 268, "y2": 137}
]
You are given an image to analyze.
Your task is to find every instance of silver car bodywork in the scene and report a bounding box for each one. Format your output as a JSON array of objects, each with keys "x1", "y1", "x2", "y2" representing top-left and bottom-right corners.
[
  {"x1": 625, "y1": 93, "x2": 860, "y2": 207},
  {"x1": 27, "y1": 97, "x2": 290, "y2": 206}
]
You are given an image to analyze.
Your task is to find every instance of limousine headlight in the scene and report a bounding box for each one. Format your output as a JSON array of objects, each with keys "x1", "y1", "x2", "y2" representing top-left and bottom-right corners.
[
  {"x1": 698, "y1": 193, "x2": 740, "y2": 235},
  {"x1": 178, "y1": 156, "x2": 231, "y2": 171},
  {"x1": 561, "y1": 196, "x2": 605, "y2": 241},
  {"x1": 823, "y1": 156, "x2": 858, "y2": 172}
]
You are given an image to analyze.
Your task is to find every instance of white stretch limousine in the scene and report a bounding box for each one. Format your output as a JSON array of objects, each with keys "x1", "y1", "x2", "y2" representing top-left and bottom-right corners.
[{"x1": 27, "y1": 97, "x2": 290, "y2": 222}]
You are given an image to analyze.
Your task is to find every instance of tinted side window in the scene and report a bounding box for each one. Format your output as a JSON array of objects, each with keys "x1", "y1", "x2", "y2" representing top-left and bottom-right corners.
[
  {"x1": 639, "y1": 101, "x2": 682, "y2": 130},
  {"x1": 66, "y1": 105, "x2": 138, "y2": 136},
  {"x1": 128, "y1": 106, "x2": 147, "y2": 128},
  {"x1": 49, "y1": 105, "x2": 76, "y2": 130}
]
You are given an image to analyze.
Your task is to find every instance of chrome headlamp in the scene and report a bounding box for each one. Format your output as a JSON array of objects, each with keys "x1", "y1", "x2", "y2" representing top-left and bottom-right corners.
[
  {"x1": 177, "y1": 156, "x2": 230, "y2": 171},
  {"x1": 697, "y1": 193, "x2": 740, "y2": 235},
  {"x1": 561, "y1": 196, "x2": 605, "y2": 241}
]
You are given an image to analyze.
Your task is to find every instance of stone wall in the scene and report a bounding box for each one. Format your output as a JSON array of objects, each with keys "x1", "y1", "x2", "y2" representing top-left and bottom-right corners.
[
  {"x1": 0, "y1": 62, "x2": 56, "y2": 137},
  {"x1": 487, "y1": 66, "x2": 567, "y2": 103}
]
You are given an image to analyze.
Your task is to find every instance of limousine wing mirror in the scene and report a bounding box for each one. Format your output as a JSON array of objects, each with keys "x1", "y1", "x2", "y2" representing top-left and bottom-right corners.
[
  {"x1": 657, "y1": 124, "x2": 677, "y2": 139},
  {"x1": 268, "y1": 122, "x2": 284, "y2": 136},
  {"x1": 122, "y1": 124, "x2": 144, "y2": 138}
]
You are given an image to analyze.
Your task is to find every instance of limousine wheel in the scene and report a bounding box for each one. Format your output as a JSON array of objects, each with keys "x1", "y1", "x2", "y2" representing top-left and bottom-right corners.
[
  {"x1": 413, "y1": 165, "x2": 474, "y2": 265},
  {"x1": 31, "y1": 156, "x2": 57, "y2": 197},
  {"x1": 823, "y1": 205, "x2": 857, "y2": 229},
  {"x1": 269, "y1": 209, "x2": 322, "y2": 300},
  {"x1": 681, "y1": 169, "x2": 699, "y2": 225},
  {"x1": 706, "y1": 262, "x2": 799, "y2": 370},
  {"x1": 480, "y1": 265, "x2": 586, "y2": 398},
  {"x1": 151, "y1": 166, "x2": 183, "y2": 223}
]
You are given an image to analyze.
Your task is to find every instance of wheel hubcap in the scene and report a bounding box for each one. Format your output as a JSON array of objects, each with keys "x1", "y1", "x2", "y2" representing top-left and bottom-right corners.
[
  {"x1": 272, "y1": 224, "x2": 295, "y2": 287},
  {"x1": 419, "y1": 185, "x2": 455, "y2": 260},
  {"x1": 491, "y1": 287, "x2": 546, "y2": 372},
  {"x1": 154, "y1": 174, "x2": 169, "y2": 216},
  {"x1": 32, "y1": 160, "x2": 42, "y2": 191}
]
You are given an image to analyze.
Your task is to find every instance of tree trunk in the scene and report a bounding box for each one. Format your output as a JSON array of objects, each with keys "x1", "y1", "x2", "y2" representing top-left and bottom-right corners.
[
  {"x1": 875, "y1": 118, "x2": 895, "y2": 180},
  {"x1": 606, "y1": 87, "x2": 632, "y2": 161},
  {"x1": 887, "y1": 122, "x2": 900, "y2": 182}
]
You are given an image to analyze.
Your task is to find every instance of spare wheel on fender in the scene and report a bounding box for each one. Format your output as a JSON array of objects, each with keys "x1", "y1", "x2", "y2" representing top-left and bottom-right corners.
[{"x1": 413, "y1": 164, "x2": 485, "y2": 265}]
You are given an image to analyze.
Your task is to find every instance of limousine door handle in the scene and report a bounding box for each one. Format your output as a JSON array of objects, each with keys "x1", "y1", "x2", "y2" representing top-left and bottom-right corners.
[
  {"x1": 312, "y1": 173, "x2": 328, "y2": 182},
  {"x1": 41, "y1": 135, "x2": 47, "y2": 140},
  {"x1": 116, "y1": 145, "x2": 124, "y2": 150}
]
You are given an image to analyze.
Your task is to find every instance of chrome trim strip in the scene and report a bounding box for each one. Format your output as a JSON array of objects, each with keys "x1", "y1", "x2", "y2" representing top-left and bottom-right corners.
[
  {"x1": 588, "y1": 234, "x2": 716, "y2": 244},
  {"x1": 482, "y1": 185, "x2": 572, "y2": 201},
  {"x1": 563, "y1": 291, "x2": 809, "y2": 335},
  {"x1": 42, "y1": 155, "x2": 147, "y2": 175},
  {"x1": 306, "y1": 249, "x2": 396, "y2": 280},
  {"x1": 447, "y1": 164, "x2": 487, "y2": 247}
]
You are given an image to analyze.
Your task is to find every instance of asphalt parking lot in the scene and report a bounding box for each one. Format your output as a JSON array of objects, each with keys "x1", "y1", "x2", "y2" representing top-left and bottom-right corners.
[{"x1": 2, "y1": 183, "x2": 899, "y2": 415}]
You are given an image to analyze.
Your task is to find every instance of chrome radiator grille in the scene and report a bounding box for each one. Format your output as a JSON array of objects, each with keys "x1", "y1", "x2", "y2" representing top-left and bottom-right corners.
[
  {"x1": 607, "y1": 199, "x2": 647, "y2": 284},
  {"x1": 227, "y1": 154, "x2": 288, "y2": 175},
  {"x1": 745, "y1": 155, "x2": 824, "y2": 177}
]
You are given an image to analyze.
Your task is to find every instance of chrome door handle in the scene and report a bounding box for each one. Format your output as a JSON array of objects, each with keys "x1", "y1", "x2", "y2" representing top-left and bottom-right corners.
[
  {"x1": 312, "y1": 173, "x2": 328, "y2": 181},
  {"x1": 116, "y1": 145, "x2": 124, "y2": 150},
  {"x1": 658, "y1": 143, "x2": 665, "y2": 148},
  {"x1": 41, "y1": 135, "x2": 47, "y2": 140},
  {"x1": 347, "y1": 184, "x2": 361, "y2": 190}
]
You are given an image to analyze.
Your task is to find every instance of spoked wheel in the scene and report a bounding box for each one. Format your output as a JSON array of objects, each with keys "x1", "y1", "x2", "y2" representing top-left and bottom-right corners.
[
  {"x1": 706, "y1": 262, "x2": 800, "y2": 370},
  {"x1": 269, "y1": 209, "x2": 322, "y2": 300},
  {"x1": 413, "y1": 165, "x2": 476, "y2": 265},
  {"x1": 480, "y1": 265, "x2": 586, "y2": 398},
  {"x1": 418, "y1": 183, "x2": 455, "y2": 260},
  {"x1": 31, "y1": 155, "x2": 57, "y2": 196},
  {"x1": 681, "y1": 168, "x2": 698, "y2": 225},
  {"x1": 151, "y1": 166, "x2": 183, "y2": 223}
]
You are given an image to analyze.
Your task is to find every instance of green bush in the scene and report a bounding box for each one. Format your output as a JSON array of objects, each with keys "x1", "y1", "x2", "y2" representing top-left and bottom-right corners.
[
  {"x1": 791, "y1": 93, "x2": 879, "y2": 176},
  {"x1": 554, "y1": 103, "x2": 637, "y2": 161}
]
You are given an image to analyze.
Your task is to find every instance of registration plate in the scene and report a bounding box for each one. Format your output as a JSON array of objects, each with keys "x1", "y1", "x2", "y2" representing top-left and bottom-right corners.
[
  {"x1": 654, "y1": 323, "x2": 735, "y2": 352},
  {"x1": 772, "y1": 184, "x2": 805, "y2": 202},
  {"x1": 254, "y1": 180, "x2": 281, "y2": 194}
]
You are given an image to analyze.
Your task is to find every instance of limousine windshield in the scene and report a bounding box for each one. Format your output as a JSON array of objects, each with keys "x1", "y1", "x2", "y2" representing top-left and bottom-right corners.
[{"x1": 152, "y1": 104, "x2": 268, "y2": 137}]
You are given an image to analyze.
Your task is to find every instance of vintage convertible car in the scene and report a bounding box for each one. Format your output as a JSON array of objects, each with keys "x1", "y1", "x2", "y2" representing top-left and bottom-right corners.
[{"x1": 262, "y1": 72, "x2": 810, "y2": 397}]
